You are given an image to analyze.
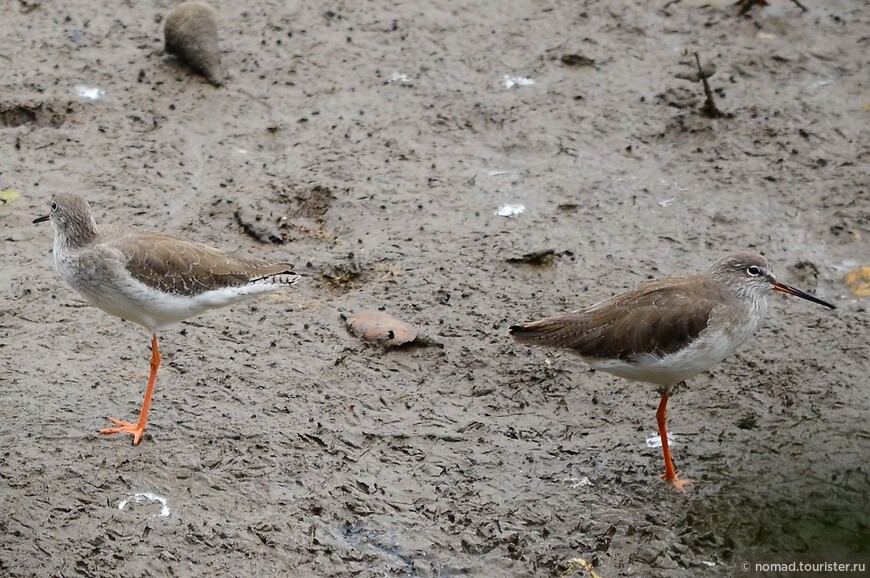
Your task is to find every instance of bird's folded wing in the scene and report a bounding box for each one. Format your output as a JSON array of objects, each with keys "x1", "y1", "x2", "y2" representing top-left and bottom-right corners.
[
  {"x1": 112, "y1": 231, "x2": 293, "y2": 296},
  {"x1": 510, "y1": 278, "x2": 720, "y2": 360}
]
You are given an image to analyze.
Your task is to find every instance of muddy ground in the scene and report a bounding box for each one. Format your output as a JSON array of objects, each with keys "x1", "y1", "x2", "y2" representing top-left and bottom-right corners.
[{"x1": 1, "y1": 0, "x2": 868, "y2": 576}]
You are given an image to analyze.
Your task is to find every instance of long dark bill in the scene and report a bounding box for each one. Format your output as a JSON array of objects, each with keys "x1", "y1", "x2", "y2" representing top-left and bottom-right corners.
[
  {"x1": 33, "y1": 215, "x2": 49, "y2": 224},
  {"x1": 772, "y1": 282, "x2": 836, "y2": 310}
]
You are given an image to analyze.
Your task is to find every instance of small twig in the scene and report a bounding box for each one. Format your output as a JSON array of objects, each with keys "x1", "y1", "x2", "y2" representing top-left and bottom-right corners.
[
  {"x1": 735, "y1": 0, "x2": 767, "y2": 16},
  {"x1": 694, "y1": 53, "x2": 723, "y2": 119},
  {"x1": 735, "y1": 0, "x2": 806, "y2": 15}
]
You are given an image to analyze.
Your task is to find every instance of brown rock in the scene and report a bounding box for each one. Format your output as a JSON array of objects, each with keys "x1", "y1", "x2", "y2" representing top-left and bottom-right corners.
[{"x1": 164, "y1": 1, "x2": 223, "y2": 86}]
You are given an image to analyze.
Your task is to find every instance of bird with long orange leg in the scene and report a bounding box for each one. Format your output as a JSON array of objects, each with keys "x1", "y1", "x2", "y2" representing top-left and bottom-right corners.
[
  {"x1": 35, "y1": 193, "x2": 298, "y2": 444},
  {"x1": 510, "y1": 252, "x2": 835, "y2": 491}
]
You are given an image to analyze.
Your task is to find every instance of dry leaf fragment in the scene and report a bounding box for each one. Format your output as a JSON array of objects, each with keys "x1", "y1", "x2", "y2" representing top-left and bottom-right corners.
[
  {"x1": 561, "y1": 53, "x2": 595, "y2": 67},
  {"x1": 844, "y1": 266, "x2": 870, "y2": 297}
]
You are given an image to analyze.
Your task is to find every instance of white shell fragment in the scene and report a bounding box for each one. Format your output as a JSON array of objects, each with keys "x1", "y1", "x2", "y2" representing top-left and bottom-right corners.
[
  {"x1": 496, "y1": 203, "x2": 525, "y2": 217},
  {"x1": 645, "y1": 433, "x2": 677, "y2": 448},
  {"x1": 74, "y1": 85, "x2": 104, "y2": 100},
  {"x1": 387, "y1": 72, "x2": 413, "y2": 84},
  {"x1": 502, "y1": 75, "x2": 535, "y2": 89},
  {"x1": 118, "y1": 492, "x2": 171, "y2": 517}
]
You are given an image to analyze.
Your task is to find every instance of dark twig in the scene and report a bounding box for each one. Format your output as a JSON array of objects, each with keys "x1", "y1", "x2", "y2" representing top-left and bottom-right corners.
[
  {"x1": 735, "y1": 0, "x2": 767, "y2": 16},
  {"x1": 735, "y1": 0, "x2": 806, "y2": 15},
  {"x1": 694, "y1": 53, "x2": 723, "y2": 119}
]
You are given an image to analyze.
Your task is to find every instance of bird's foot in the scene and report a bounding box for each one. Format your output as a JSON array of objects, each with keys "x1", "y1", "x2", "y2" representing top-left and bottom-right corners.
[
  {"x1": 662, "y1": 472, "x2": 693, "y2": 492},
  {"x1": 100, "y1": 417, "x2": 146, "y2": 445}
]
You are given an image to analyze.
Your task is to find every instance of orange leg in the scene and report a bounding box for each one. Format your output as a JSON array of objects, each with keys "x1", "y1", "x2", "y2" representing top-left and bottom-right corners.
[
  {"x1": 656, "y1": 388, "x2": 692, "y2": 492},
  {"x1": 100, "y1": 334, "x2": 160, "y2": 445}
]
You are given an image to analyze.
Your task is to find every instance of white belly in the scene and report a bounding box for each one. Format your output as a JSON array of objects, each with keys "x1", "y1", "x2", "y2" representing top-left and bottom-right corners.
[
  {"x1": 583, "y1": 306, "x2": 765, "y2": 387},
  {"x1": 54, "y1": 245, "x2": 284, "y2": 332}
]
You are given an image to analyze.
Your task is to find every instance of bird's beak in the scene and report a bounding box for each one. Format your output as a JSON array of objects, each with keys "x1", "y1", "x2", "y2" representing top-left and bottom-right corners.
[
  {"x1": 772, "y1": 281, "x2": 836, "y2": 310},
  {"x1": 33, "y1": 214, "x2": 49, "y2": 224}
]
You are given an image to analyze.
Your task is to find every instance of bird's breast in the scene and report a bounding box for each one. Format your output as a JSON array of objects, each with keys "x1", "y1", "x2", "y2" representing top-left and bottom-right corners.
[{"x1": 583, "y1": 300, "x2": 767, "y2": 387}]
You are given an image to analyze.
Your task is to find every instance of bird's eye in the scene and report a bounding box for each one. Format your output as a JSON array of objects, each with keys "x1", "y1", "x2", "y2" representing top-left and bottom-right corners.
[
  {"x1": 746, "y1": 266, "x2": 761, "y2": 276},
  {"x1": 50, "y1": 201, "x2": 58, "y2": 212}
]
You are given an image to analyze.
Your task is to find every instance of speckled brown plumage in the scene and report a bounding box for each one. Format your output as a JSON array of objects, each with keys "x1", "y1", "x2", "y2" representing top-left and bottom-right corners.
[{"x1": 114, "y1": 228, "x2": 293, "y2": 297}]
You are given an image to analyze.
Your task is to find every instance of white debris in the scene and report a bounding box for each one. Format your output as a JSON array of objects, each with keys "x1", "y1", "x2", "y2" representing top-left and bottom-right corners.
[
  {"x1": 118, "y1": 492, "x2": 170, "y2": 517},
  {"x1": 501, "y1": 75, "x2": 535, "y2": 89},
  {"x1": 496, "y1": 203, "x2": 525, "y2": 217},
  {"x1": 74, "y1": 85, "x2": 104, "y2": 100},
  {"x1": 807, "y1": 78, "x2": 834, "y2": 90},
  {"x1": 657, "y1": 197, "x2": 676, "y2": 207},
  {"x1": 645, "y1": 432, "x2": 677, "y2": 448},
  {"x1": 387, "y1": 72, "x2": 413, "y2": 84},
  {"x1": 568, "y1": 476, "x2": 592, "y2": 489}
]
